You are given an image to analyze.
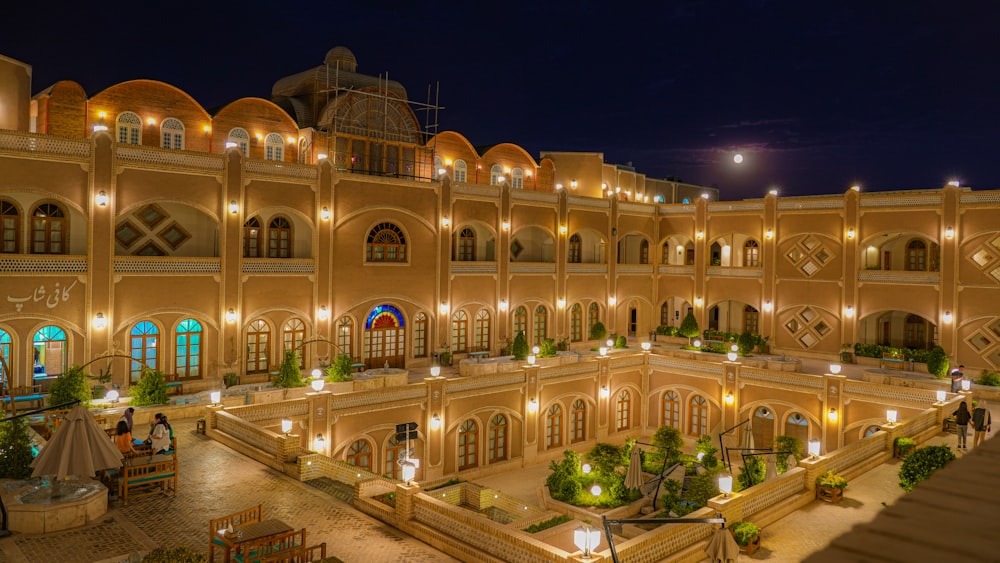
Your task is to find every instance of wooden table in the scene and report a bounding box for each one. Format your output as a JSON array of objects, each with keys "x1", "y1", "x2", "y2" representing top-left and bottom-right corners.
[{"x1": 217, "y1": 519, "x2": 293, "y2": 562}]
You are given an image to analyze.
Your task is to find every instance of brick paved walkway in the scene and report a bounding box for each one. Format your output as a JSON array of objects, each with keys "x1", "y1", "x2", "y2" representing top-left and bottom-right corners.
[{"x1": 0, "y1": 419, "x2": 457, "y2": 563}]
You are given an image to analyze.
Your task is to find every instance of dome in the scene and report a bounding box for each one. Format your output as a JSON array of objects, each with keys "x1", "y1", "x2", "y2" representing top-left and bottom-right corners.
[{"x1": 324, "y1": 46, "x2": 357, "y2": 72}]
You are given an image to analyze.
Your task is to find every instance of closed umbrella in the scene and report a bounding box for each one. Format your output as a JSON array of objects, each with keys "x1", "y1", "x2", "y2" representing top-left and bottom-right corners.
[
  {"x1": 704, "y1": 526, "x2": 740, "y2": 562},
  {"x1": 31, "y1": 404, "x2": 124, "y2": 480},
  {"x1": 625, "y1": 446, "x2": 644, "y2": 490},
  {"x1": 765, "y1": 456, "x2": 778, "y2": 481}
]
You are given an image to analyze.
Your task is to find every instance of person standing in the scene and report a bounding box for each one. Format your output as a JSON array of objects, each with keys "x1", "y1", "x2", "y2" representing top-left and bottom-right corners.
[
  {"x1": 953, "y1": 401, "x2": 972, "y2": 450},
  {"x1": 951, "y1": 365, "x2": 966, "y2": 393},
  {"x1": 973, "y1": 399, "x2": 992, "y2": 448}
]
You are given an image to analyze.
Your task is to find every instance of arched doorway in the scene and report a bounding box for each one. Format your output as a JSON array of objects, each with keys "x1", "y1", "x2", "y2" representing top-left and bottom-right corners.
[{"x1": 363, "y1": 304, "x2": 406, "y2": 369}]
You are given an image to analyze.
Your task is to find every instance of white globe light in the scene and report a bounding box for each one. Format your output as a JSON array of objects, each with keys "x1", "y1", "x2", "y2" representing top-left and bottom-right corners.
[
  {"x1": 734, "y1": 153, "x2": 744, "y2": 164},
  {"x1": 590, "y1": 484, "x2": 602, "y2": 497}
]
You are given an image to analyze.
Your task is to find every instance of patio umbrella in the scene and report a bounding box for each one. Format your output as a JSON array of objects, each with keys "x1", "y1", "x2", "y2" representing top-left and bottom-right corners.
[
  {"x1": 765, "y1": 456, "x2": 778, "y2": 481},
  {"x1": 31, "y1": 404, "x2": 123, "y2": 480},
  {"x1": 704, "y1": 526, "x2": 740, "y2": 562},
  {"x1": 625, "y1": 446, "x2": 644, "y2": 490}
]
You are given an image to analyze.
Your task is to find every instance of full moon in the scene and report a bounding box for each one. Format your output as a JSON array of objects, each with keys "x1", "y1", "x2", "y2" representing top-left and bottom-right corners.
[{"x1": 733, "y1": 153, "x2": 744, "y2": 164}]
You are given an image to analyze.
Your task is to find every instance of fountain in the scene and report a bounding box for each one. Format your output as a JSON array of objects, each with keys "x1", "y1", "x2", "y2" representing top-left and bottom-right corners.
[{"x1": 1, "y1": 477, "x2": 108, "y2": 533}]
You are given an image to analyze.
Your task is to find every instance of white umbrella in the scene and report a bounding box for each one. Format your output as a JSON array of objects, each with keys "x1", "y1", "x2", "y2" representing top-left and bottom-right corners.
[
  {"x1": 31, "y1": 404, "x2": 124, "y2": 479},
  {"x1": 765, "y1": 456, "x2": 778, "y2": 481},
  {"x1": 625, "y1": 446, "x2": 644, "y2": 490},
  {"x1": 704, "y1": 526, "x2": 740, "y2": 562}
]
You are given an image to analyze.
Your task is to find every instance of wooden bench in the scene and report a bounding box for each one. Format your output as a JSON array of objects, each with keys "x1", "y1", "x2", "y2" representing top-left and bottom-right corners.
[
  {"x1": 118, "y1": 457, "x2": 177, "y2": 504},
  {"x1": 210, "y1": 504, "x2": 264, "y2": 562},
  {"x1": 234, "y1": 528, "x2": 307, "y2": 563},
  {"x1": 351, "y1": 362, "x2": 365, "y2": 372},
  {"x1": 257, "y1": 542, "x2": 326, "y2": 563},
  {"x1": 880, "y1": 356, "x2": 905, "y2": 370},
  {"x1": 1, "y1": 385, "x2": 45, "y2": 413},
  {"x1": 164, "y1": 373, "x2": 184, "y2": 395},
  {"x1": 468, "y1": 351, "x2": 489, "y2": 362}
]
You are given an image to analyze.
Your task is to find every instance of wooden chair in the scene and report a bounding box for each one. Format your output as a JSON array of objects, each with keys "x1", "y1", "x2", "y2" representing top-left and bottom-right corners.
[
  {"x1": 234, "y1": 528, "x2": 306, "y2": 563},
  {"x1": 209, "y1": 504, "x2": 264, "y2": 562},
  {"x1": 257, "y1": 542, "x2": 326, "y2": 563}
]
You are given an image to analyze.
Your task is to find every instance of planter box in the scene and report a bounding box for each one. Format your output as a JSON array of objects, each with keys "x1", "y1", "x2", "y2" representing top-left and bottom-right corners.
[
  {"x1": 733, "y1": 531, "x2": 761, "y2": 555},
  {"x1": 816, "y1": 485, "x2": 844, "y2": 504}
]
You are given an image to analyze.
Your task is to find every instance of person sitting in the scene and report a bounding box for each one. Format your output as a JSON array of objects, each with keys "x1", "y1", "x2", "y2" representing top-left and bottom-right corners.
[
  {"x1": 149, "y1": 413, "x2": 173, "y2": 454},
  {"x1": 113, "y1": 420, "x2": 136, "y2": 454},
  {"x1": 118, "y1": 407, "x2": 135, "y2": 434}
]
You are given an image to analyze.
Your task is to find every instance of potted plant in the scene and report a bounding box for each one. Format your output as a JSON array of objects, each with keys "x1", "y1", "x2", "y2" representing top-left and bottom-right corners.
[
  {"x1": 841, "y1": 343, "x2": 854, "y2": 363},
  {"x1": 730, "y1": 521, "x2": 761, "y2": 554},
  {"x1": 756, "y1": 334, "x2": 770, "y2": 355},
  {"x1": 223, "y1": 372, "x2": 239, "y2": 388},
  {"x1": 816, "y1": 469, "x2": 848, "y2": 503},
  {"x1": 893, "y1": 436, "x2": 916, "y2": 459}
]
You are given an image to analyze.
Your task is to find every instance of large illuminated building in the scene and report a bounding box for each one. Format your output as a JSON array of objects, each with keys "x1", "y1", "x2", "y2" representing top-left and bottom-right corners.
[{"x1": 1, "y1": 46, "x2": 998, "y2": 446}]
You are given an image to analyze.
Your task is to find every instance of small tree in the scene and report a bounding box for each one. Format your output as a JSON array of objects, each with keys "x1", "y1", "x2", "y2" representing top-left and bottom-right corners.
[
  {"x1": 736, "y1": 456, "x2": 765, "y2": 490},
  {"x1": 737, "y1": 331, "x2": 757, "y2": 357},
  {"x1": 273, "y1": 349, "x2": 306, "y2": 388},
  {"x1": 587, "y1": 442, "x2": 625, "y2": 477},
  {"x1": 679, "y1": 311, "x2": 700, "y2": 344},
  {"x1": 0, "y1": 417, "x2": 35, "y2": 479},
  {"x1": 325, "y1": 353, "x2": 354, "y2": 382},
  {"x1": 545, "y1": 450, "x2": 583, "y2": 501},
  {"x1": 695, "y1": 435, "x2": 720, "y2": 468},
  {"x1": 589, "y1": 321, "x2": 607, "y2": 341},
  {"x1": 48, "y1": 364, "x2": 92, "y2": 407},
  {"x1": 130, "y1": 367, "x2": 169, "y2": 406},
  {"x1": 774, "y1": 435, "x2": 803, "y2": 473},
  {"x1": 539, "y1": 338, "x2": 558, "y2": 358},
  {"x1": 899, "y1": 445, "x2": 955, "y2": 492},
  {"x1": 651, "y1": 425, "x2": 684, "y2": 464},
  {"x1": 512, "y1": 330, "x2": 529, "y2": 360},
  {"x1": 926, "y1": 346, "x2": 949, "y2": 379}
]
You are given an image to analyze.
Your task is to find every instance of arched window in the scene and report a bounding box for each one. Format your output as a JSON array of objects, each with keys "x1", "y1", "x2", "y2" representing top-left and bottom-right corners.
[
  {"x1": 513, "y1": 306, "x2": 527, "y2": 339},
  {"x1": 663, "y1": 390, "x2": 681, "y2": 429},
  {"x1": 265, "y1": 133, "x2": 284, "y2": 161},
  {"x1": 227, "y1": 128, "x2": 250, "y2": 157},
  {"x1": 570, "y1": 304, "x2": 583, "y2": 342},
  {"x1": 33, "y1": 325, "x2": 67, "y2": 377},
  {"x1": 1, "y1": 199, "x2": 19, "y2": 253},
  {"x1": 490, "y1": 164, "x2": 502, "y2": 185},
  {"x1": 160, "y1": 118, "x2": 184, "y2": 149},
  {"x1": 533, "y1": 306, "x2": 547, "y2": 345},
  {"x1": 488, "y1": 414, "x2": 507, "y2": 462},
  {"x1": 31, "y1": 203, "x2": 66, "y2": 254},
  {"x1": 268, "y1": 216, "x2": 291, "y2": 258},
  {"x1": 366, "y1": 222, "x2": 407, "y2": 263},
  {"x1": 451, "y1": 310, "x2": 468, "y2": 353},
  {"x1": 283, "y1": 318, "x2": 306, "y2": 368},
  {"x1": 660, "y1": 302, "x2": 670, "y2": 326},
  {"x1": 458, "y1": 419, "x2": 478, "y2": 470},
  {"x1": 246, "y1": 319, "x2": 270, "y2": 374},
  {"x1": 384, "y1": 435, "x2": 405, "y2": 480},
  {"x1": 346, "y1": 439, "x2": 373, "y2": 471},
  {"x1": 568, "y1": 234, "x2": 582, "y2": 263},
  {"x1": 685, "y1": 242, "x2": 695, "y2": 265},
  {"x1": 785, "y1": 412, "x2": 809, "y2": 444},
  {"x1": 744, "y1": 305, "x2": 759, "y2": 334},
  {"x1": 863, "y1": 425, "x2": 881, "y2": 438},
  {"x1": 432, "y1": 156, "x2": 443, "y2": 180},
  {"x1": 905, "y1": 314, "x2": 927, "y2": 349},
  {"x1": 640, "y1": 240, "x2": 649, "y2": 264},
  {"x1": 661, "y1": 243, "x2": 671, "y2": 265},
  {"x1": 413, "y1": 312, "x2": 427, "y2": 358},
  {"x1": 175, "y1": 318, "x2": 202, "y2": 379},
  {"x1": 474, "y1": 310, "x2": 491, "y2": 352},
  {"x1": 0, "y1": 329, "x2": 10, "y2": 374},
  {"x1": 243, "y1": 217, "x2": 261, "y2": 258},
  {"x1": 337, "y1": 316, "x2": 353, "y2": 359},
  {"x1": 906, "y1": 239, "x2": 927, "y2": 271},
  {"x1": 744, "y1": 240, "x2": 760, "y2": 267},
  {"x1": 130, "y1": 321, "x2": 158, "y2": 381},
  {"x1": 454, "y1": 159, "x2": 467, "y2": 183},
  {"x1": 458, "y1": 228, "x2": 475, "y2": 261},
  {"x1": 116, "y1": 111, "x2": 142, "y2": 145},
  {"x1": 511, "y1": 168, "x2": 524, "y2": 189},
  {"x1": 616, "y1": 390, "x2": 631, "y2": 431},
  {"x1": 571, "y1": 399, "x2": 587, "y2": 443},
  {"x1": 588, "y1": 303, "x2": 600, "y2": 336},
  {"x1": 546, "y1": 404, "x2": 563, "y2": 448},
  {"x1": 752, "y1": 406, "x2": 775, "y2": 449},
  {"x1": 688, "y1": 395, "x2": 708, "y2": 436}
]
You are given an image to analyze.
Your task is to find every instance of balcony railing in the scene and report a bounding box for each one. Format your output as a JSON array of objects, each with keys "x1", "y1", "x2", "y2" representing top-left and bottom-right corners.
[
  {"x1": 857, "y1": 270, "x2": 940, "y2": 284},
  {"x1": 0, "y1": 255, "x2": 88, "y2": 273},
  {"x1": 115, "y1": 256, "x2": 221, "y2": 273},
  {"x1": 450, "y1": 262, "x2": 497, "y2": 274}
]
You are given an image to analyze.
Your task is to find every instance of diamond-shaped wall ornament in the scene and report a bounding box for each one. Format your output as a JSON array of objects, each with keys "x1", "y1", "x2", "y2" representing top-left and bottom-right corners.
[
  {"x1": 800, "y1": 307, "x2": 817, "y2": 323},
  {"x1": 115, "y1": 220, "x2": 142, "y2": 248},
  {"x1": 972, "y1": 249, "x2": 993, "y2": 267},
  {"x1": 801, "y1": 235, "x2": 821, "y2": 250},
  {"x1": 798, "y1": 333, "x2": 818, "y2": 347},
  {"x1": 785, "y1": 319, "x2": 800, "y2": 334},
  {"x1": 786, "y1": 247, "x2": 804, "y2": 263},
  {"x1": 801, "y1": 261, "x2": 819, "y2": 276}
]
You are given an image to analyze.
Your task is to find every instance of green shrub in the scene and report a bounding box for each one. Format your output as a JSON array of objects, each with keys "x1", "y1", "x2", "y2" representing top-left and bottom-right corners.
[
  {"x1": 694, "y1": 435, "x2": 719, "y2": 468},
  {"x1": 816, "y1": 469, "x2": 847, "y2": 489},
  {"x1": 736, "y1": 456, "x2": 765, "y2": 490},
  {"x1": 129, "y1": 368, "x2": 169, "y2": 406},
  {"x1": 589, "y1": 321, "x2": 607, "y2": 341},
  {"x1": 524, "y1": 514, "x2": 571, "y2": 533},
  {"x1": 925, "y1": 346, "x2": 949, "y2": 378},
  {"x1": 678, "y1": 311, "x2": 700, "y2": 341},
  {"x1": 976, "y1": 370, "x2": 1000, "y2": 387},
  {"x1": 893, "y1": 436, "x2": 916, "y2": 457},
  {"x1": 48, "y1": 364, "x2": 92, "y2": 407},
  {"x1": 539, "y1": 338, "x2": 558, "y2": 358},
  {"x1": 615, "y1": 335, "x2": 628, "y2": 349},
  {"x1": 730, "y1": 521, "x2": 760, "y2": 547},
  {"x1": 325, "y1": 353, "x2": 354, "y2": 382},
  {"x1": 899, "y1": 445, "x2": 955, "y2": 492},
  {"x1": 273, "y1": 349, "x2": 306, "y2": 388},
  {"x1": 656, "y1": 325, "x2": 679, "y2": 336},
  {"x1": 587, "y1": 443, "x2": 625, "y2": 477},
  {"x1": 774, "y1": 435, "x2": 803, "y2": 473},
  {"x1": 0, "y1": 417, "x2": 35, "y2": 479},
  {"x1": 684, "y1": 468, "x2": 722, "y2": 507},
  {"x1": 512, "y1": 331, "x2": 529, "y2": 360},
  {"x1": 651, "y1": 426, "x2": 684, "y2": 464},
  {"x1": 546, "y1": 450, "x2": 583, "y2": 501},
  {"x1": 737, "y1": 331, "x2": 756, "y2": 356},
  {"x1": 142, "y1": 547, "x2": 207, "y2": 563}
]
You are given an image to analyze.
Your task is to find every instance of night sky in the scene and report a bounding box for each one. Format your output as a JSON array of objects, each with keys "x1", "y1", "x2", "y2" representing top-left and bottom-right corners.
[{"x1": 4, "y1": 1, "x2": 998, "y2": 201}]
